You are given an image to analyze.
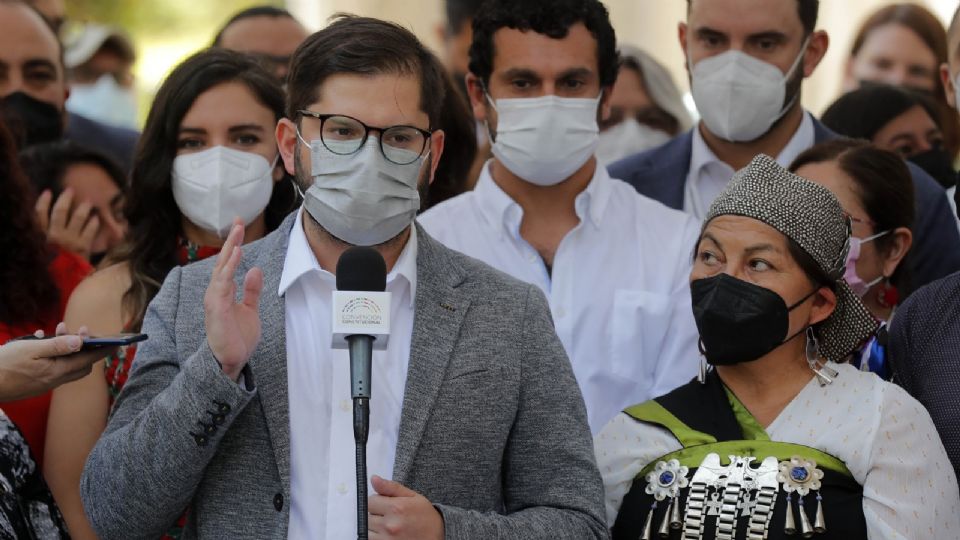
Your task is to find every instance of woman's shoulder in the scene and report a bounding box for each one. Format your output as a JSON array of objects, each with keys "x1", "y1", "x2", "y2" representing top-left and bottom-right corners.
[{"x1": 64, "y1": 262, "x2": 132, "y2": 331}]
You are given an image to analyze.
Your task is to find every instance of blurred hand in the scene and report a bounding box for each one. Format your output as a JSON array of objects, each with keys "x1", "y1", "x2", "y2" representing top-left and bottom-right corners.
[
  {"x1": 368, "y1": 476, "x2": 444, "y2": 540},
  {"x1": 0, "y1": 323, "x2": 117, "y2": 401},
  {"x1": 203, "y1": 220, "x2": 263, "y2": 381},
  {"x1": 35, "y1": 188, "x2": 100, "y2": 260}
]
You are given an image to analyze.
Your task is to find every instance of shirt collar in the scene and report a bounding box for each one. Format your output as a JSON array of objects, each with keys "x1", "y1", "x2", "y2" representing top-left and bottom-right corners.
[
  {"x1": 690, "y1": 110, "x2": 816, "y2": 175},
  {"x1": 278, "y1": 209, "x2": 418, "y2": 309},
  {"x1": 473, "y1": 159, "x2": 611, "y2": 239}
]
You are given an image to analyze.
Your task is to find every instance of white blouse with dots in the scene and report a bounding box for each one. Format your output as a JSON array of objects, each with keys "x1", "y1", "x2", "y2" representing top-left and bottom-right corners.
[{"x1": 594, "y1": 362, "x2": 960, "y2": 539}]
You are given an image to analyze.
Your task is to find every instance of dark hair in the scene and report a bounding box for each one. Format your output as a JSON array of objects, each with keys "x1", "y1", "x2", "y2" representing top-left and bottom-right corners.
[
  {"x1": 425, "y1": 61, "x2": 478, "y2": 209},
  {"x1": 0, "y1": 117, "x2": 59, "y2": 325},
  {"x1": 19, "y1": 141, "x2": 126, "y2": 202},
  {"x1": 212, "y1": 5, "x2": 298, "y2": 46},
  {"x1": 286, "y1": 15, "x2": 446, "y2": 130},
  {"x1": 445, "y1": 0, "x2": 484, "y2": 35},
  {"x1": 821, "y1": 83, "x2": 938, "y2": 143},
  {"x1": 687, "y1": 0, "x2": 819, "y2": 35},
  {"x1": 789, "y1": 139, "x2": 915, "y2": 290},
  {"x1": 113, "y1": 48, "x2": 294, "y2": 330},
  {"x1": 850, "y1": 3, "x2": 960, "y2": 159},
  {"x1": 469, "y1": 0, "x2": 619, "y2": 88}
]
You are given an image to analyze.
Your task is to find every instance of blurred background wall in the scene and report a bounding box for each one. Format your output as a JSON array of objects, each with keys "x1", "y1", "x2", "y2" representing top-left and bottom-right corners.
[{"x1": 66, "y1": 0, "x2": 960, "y2": 125}]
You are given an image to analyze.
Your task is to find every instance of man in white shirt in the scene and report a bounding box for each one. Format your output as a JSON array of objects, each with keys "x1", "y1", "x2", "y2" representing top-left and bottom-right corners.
[
  {"x1": 419, "y1": 0, "x2": 701, "y2": 433},
  {"x1": 609, "y1": 0, "x2": 960, "y2": 290},
  {"x1": 81, "y1": 15, "x2": 606, "y2": 540}
]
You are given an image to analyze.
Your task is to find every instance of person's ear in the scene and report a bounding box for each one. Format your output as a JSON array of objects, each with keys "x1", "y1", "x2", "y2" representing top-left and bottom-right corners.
[
  {"x1": 881, "y1": 227, "x2": 913, "y2": 279},
  {"x1": 427, "y1": 129, "x2": 445, "y2": 186},
  {"x1": 465, "y1": 72, "x2": 488, "y2": 122},
  {"x1": 276, "y1": 118, "x2": 300, "y2": 176},
  {"x1": 801, "y1": 30, "x2": 830, "y2": 78},
  {"x1": 941, "y1": 63, "x2": 957, "y2": 108},
  {"x1": 599, "y1": 85, "x2": 613, "y2": 123},
  {"x1": 679, "y1": 22, "x2": 690, "y2": 72},
  {"x1": 808, "y1": 285, "x2": 838, "y2": 327}
]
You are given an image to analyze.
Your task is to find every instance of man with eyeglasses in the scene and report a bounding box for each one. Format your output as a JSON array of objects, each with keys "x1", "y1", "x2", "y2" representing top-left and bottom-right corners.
[
  {"x1": 81, "y1": 15, "x2": 607, "y2": 540},
  {"x1": 419, "y1": 0, "x2": 702, "y2": 434}
]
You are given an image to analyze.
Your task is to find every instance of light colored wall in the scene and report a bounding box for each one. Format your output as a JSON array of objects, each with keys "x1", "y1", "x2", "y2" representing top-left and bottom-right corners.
[{"x1": 287, "y1": 0, "x2": 958, "y2": 116}]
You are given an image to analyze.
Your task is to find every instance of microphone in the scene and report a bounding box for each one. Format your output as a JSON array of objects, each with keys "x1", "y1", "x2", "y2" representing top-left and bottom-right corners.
[{"x1": 334, "y1": 247, "x2": 389, "y2": 540}]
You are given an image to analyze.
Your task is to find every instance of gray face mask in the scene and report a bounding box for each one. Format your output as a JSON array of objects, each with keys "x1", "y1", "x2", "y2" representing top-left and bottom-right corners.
[{"x1": 297, "y1": 133, "x2": 424, "y2": 246}]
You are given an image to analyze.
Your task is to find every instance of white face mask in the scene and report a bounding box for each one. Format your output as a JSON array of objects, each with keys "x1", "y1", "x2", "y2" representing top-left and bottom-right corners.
[
  {"x1": 690, "y1": 41, "x2": 807, "y2": 142},
  {"x1": 488, "y1": 93, "x2": 601, "y2": 186},
  {"x1": 298, "y1": 133, "x2": 423, "y2": 247},
  {"x1": 596, "y1": 117, "x2": 671, "y2": 166},
  {"x1": 171, "y1": 146, "x2": 276, "y2": 238},
  {"x1": 66, "y1": 74, "x2": 138, "y2": 130}
]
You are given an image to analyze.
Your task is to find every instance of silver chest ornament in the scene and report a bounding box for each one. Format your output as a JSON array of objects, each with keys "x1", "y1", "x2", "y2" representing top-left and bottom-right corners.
[{"x1": 639, "y1": 453, "x2": 828, "y2": 539}]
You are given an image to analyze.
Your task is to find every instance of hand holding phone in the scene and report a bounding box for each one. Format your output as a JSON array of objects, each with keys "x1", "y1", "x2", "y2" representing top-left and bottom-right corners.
[{"x1": 0, "y1": 324, "x2": 143, "y2": 401}]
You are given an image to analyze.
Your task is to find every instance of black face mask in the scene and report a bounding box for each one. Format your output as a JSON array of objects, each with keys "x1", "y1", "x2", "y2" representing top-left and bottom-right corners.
[
  {"x1": 908, "y1": 148, "x2": 957, "y2": 189},
  {"x1": 0, "y1": 91, "x2": 63, "y2": 149},
  {"x1": 691, "y1": 273, "x2": 816, "y2": 366}
]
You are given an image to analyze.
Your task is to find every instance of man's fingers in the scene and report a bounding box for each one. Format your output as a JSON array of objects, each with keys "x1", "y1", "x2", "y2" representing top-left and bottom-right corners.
[
  {"x1": 242, "y1": 267, "x2": 263, "y2": 310},
  {"x1": 371, "y1": 475, "x2": 417, "y2": 498},
  {"x1": 367, "y1": 494, "x2": 392, "y2": 517},
  {"x1": 35, "y1": 190, "x2": 52, "y2": 230},
  {"x1": 38, "y1": 335, "x2": 83, "y2": 358},
  {"x1": 213, "y1": 223, "x2": 245, "y2": 274},
  {"x1": 49, "y1": 188, "x2": 73, "y2": 232}
]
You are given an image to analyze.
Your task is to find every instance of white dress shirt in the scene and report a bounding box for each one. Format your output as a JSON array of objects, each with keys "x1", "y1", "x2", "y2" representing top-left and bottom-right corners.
[
  {"x1": 594, "y1": 363, "x2": 960, "y2": 538},
  {"x1": 419, "y1": 162, "x2": 701, "y2": 433},
  {"x1": 683, "y1": 111, "x2": 815, "y2": 219},
  {"x1": 279, "y1": 210, "x2": 417, "y2": 540}
]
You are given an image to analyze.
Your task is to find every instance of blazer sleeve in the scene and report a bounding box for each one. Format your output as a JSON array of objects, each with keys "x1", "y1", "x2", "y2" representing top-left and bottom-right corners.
[
  {"x1": 906, "y1": 163, "x2": 960, "y2": 288},
  {"x1": 79, "y1": 266, "x2": 257, "y2": 540},
  {"x1": 435, "y1": 284, "x2": 610, "y2": 540}
]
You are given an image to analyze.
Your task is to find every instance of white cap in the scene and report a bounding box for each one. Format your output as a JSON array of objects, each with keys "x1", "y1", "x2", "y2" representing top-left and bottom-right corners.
[{"x1": 63, "y1": 23, "x2": 134, "y2": 69}]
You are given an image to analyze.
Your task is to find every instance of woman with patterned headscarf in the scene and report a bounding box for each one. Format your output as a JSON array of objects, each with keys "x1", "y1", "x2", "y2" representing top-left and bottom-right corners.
[{"x1": 595, "y1": 155, "x2": 959, "y2": 539}]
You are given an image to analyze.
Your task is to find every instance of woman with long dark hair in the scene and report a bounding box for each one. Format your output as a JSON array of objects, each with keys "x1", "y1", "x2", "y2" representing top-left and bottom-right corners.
[
  {"x1": 44, "y1": 48, "x2": 296, "y2": 539},
  {"x1": 0, "y1": 112, "x2": 92, "y2": 538}
]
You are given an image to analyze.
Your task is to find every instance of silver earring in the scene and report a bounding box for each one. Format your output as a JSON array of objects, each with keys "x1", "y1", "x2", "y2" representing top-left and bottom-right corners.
[
  {"x1": 805, "y1": 327, "x2": 838, "y2": 386},
  {"x1": 697, "y1": 339, "x2": 708, "y2": 384}
]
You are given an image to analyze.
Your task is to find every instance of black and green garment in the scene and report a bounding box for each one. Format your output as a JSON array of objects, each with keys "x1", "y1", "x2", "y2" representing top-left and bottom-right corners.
[{"x1": 611, "y1": 371, "x2": 868, "y2": 540}]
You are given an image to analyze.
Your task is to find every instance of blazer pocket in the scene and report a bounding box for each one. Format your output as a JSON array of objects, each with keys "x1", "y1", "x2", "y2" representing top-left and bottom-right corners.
[
  {"x1": 611, "y1": 289, "x2": 672, "y2": 381},
  {"x1": 444, "y1": 366, "x2": 491, "y2": 382}
]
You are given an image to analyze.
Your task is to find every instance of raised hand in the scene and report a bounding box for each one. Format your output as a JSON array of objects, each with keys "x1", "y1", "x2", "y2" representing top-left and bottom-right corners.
[
  {"x1": 35, "y1": 188, "x2": 100, "y2": 261},
  {"x1": 368, "y1": 476, "x2": 444, "y2": 540},
  {"x1": 203, "y1": 221, "x2": 263, "y2": 381}
]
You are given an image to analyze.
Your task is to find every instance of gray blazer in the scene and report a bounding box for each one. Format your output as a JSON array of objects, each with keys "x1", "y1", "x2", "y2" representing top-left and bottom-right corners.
[{"x1": 80, "y1": 214, "x2": 608, "y2": 539}]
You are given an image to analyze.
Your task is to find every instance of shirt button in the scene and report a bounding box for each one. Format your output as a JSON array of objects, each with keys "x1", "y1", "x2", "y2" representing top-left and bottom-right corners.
[
  {"x1": 337, "y1": 483, "x2": 348, "y2": 495},
  {"x1": 339, "y1": 400, "x2": 350, "y2": 412},
  {"x1": 273, "y1": 493, "x2": 284, "y2": 511},
  {"x1": 556, "y1": 307, "x2": 567, "y2": 318}
]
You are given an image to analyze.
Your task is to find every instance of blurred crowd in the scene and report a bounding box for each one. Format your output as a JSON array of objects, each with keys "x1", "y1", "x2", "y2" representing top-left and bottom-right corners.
[{"x1": 1, "y1": 0, "x2": 960, "y2": 538}]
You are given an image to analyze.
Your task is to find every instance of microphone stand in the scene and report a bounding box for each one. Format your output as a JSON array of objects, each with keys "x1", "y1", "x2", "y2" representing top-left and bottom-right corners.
[{"x1": 348, "y1": 335, "x2": 373, "y2": 540}]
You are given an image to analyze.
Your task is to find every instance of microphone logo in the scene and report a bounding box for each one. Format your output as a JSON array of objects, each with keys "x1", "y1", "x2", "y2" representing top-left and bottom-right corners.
[{"x1": 341, "y1": 297, "x2": 385, "y2": 326}]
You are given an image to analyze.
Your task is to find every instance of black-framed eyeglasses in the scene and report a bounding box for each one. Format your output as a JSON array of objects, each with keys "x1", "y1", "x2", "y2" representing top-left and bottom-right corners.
[{"x1": 298, "y1": 111, "x2": 433, "y2": 165}]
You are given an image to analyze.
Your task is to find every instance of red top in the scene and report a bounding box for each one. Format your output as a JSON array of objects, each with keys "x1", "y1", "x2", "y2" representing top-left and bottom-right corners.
[{"x1": 0, "y1": 247, "x2": 92, "y2": 466}]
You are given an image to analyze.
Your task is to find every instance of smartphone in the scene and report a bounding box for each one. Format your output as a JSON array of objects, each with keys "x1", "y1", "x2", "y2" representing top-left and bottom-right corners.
[{"x1": 81, "y1": 334, "x2": 148, "y2": 350}]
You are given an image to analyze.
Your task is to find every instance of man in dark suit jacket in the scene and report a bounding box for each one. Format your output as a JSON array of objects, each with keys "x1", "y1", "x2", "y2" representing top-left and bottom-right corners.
[{"x1": 609, "y1": 0, "x2": 960, "y2": 291}]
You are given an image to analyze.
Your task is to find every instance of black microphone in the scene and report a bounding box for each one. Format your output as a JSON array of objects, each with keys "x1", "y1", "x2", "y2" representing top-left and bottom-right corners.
[{"x1": 335, "y1": 247, "x2": 387, "y2": 540}]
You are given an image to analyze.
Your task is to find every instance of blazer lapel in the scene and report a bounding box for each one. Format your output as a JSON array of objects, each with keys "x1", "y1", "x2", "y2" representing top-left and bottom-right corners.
[
  {"x1": 392, "y1": 225, "x2": 469, "y2": 483},
  {"x1": 246, "y1": 214, "x2": 296, "y2": 494}
]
